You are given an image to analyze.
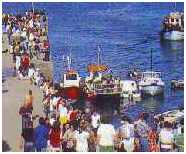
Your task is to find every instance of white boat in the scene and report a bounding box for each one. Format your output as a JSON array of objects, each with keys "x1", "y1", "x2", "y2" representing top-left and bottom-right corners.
[
  {"x1": 138, "y1": 71, "x2": 165, "y2": 96},
  {"x1": 154, "y1": 108, "x2": 184, "y2": 123},
  {"x1": 120, "y1": 80, "x2": 141, "y2": 99},
  {"x1": 60, "y1": 56, "x2": 81, "y2": 100},
  {"x1": 161, "y1": 11, "x2": 184, "y2": 41}
]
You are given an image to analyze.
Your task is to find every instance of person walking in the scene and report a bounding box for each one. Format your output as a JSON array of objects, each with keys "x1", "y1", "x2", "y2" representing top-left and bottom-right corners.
[
  {"x1": 34, "y1": 117, "x2": 49, "y2": 152},
  {"x1": 19, "y1": 101, "x2": 32, "y2": 133},
  {"x1": 148, "y1": 128, "x2": 160, "y2": 152},
  {"x1": 134, "y1": 112, "x2": 150, "y2": 152},
  {"x1": 91, "y1": 110, "x2": 100, "y2": 134},
  {"x1": 20, "y1": 121, "x2": 35, "y2": 152},
  {"x1": 49, "y1": 121, "x2": 62, "y2": 152},
  {"x1": 25, "y1": 89, "x2": 34, "y2": 112},
  {"x1": 74, "y1": 124, "x2": 90, "y2": 152},
  {"x1": 117, "y1": 116, "x2": 137, "y2": 152}
]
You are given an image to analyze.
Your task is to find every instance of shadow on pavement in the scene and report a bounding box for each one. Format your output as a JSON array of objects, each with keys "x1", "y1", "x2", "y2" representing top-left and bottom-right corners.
[
  {"x1": 2, "y1": 90, "x2": 9, "y2": 93},
  {"x1": 2, "y1": 140, "x2": 11, "y2": 152}
]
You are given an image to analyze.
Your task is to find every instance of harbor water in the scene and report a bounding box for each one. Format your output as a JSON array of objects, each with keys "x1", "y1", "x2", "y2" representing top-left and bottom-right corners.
[{"x1": 3, "y1": 2, "x2": 184, "y2": 123}]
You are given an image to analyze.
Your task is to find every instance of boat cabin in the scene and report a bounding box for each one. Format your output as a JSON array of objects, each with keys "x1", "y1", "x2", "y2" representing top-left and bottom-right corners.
[
  {"x1": 139, "y1": 71, "x2": 164, "y2": 87},
  {"x1": 162, "y1": 12, "x2": 184, "y2": 32},
  {"x1": 62, "y1": 70, "x2": 81, "y2": 88},
  {"x1": 142, "y1": 71, "x2": 161, "y2": 79},
  {"x1": 120, "y1": 80, "x2": 138, "y2": 92}
]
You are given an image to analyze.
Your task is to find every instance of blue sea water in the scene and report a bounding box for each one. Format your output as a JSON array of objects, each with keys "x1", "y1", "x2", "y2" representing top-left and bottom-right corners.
[{"x1": 3, "y1": 2, "x2": 184, "y2": 121}]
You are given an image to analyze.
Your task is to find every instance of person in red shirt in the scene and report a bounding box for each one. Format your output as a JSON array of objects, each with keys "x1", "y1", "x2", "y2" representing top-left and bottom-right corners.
[
  {"x1": 43, "y1": 39, "x2": 50, "y2": 61},
  {"x1": 21, "y1": 53, "x2": 30, "y2": 74},
  {"x1": 49, "y1": 121, "x2": 62, "y2": 152},
  {"x1": 148, "y1": 128, "x2": 160, "y2": 152}
]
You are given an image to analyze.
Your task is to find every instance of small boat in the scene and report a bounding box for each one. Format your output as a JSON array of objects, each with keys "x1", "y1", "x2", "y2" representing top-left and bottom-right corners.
[
  {"x1": 60, "y1": 55, "x2": 81, "y2": 100},
  {"x1": 138, "y1": 49, "x2": 165, "y2": 96},
  {"x1": 154, "y1": 108, "x2": 184, "y2": 152},
  {"x1": 154, "y1": 108, "x2": 184, "y2": 124},
  {"x1": 160, "y1": 7, "x2": 184, "y2": 41},
  {"x1": 138, "y1": 71, "x2": 165, "y2": 96},
  {"x1": 171, "y1": 79, "x2": 184, "y2": 89},
  {"x1": 120, "y1": 80, "x2": 141, "y2": 100}
]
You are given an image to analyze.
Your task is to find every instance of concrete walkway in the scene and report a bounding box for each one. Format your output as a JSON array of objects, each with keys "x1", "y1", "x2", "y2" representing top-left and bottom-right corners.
[{"x1": 2, "y1": 53, "x2": 44, "y2": 151}]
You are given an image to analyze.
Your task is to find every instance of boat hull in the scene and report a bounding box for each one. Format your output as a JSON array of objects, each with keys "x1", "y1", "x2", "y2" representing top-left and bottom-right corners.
[
  {"x1": 63, "y1": 86, "x2": 80, "y2": 100},
  {"x1": 162, "y1": 31, "x2": 184, "y2": 41},
  {"x1": 85, "y1": 92, "x2": 97, "y2": 102},
  {"x1": 140, "y1": 85, "x2": 164, "y2": 96}
]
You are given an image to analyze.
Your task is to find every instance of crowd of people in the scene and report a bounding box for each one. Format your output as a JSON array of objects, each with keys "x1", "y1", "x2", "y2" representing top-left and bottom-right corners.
[
  {"x1": 3, "y1": 10, "x2": 50, "y2": 73},
  {"x1": 18, "y1": 76, "x2": 181, "y2": 152}
]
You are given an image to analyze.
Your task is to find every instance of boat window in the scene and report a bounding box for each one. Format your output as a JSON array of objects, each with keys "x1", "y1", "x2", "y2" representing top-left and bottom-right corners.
[
  {"x1": 143, "y1": 72, "x2": 160, "y2": 78},
  {"x1": 66, "y1": 74, "x2": 77, "y2": 80},
  {"x1": 176, "y1": 19, "x2": 179, "y2": 22},
  {"x1": 171, "y1": 18, "x2": 174, "y2": 22}
]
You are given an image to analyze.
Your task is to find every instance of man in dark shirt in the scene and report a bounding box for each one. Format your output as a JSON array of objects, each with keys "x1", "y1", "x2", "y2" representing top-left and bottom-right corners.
[
  {"x1": 20, "y1": 121, "x2": 35, "y2": 152},
  {"x1": 19, "y1": 103, "x2": 32, "y2": 132}
]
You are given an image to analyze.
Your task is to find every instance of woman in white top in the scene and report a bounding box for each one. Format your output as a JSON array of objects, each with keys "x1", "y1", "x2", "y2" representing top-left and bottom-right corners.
[
  {"x1": 159, "y1": 121, "x2": 174, "y2": 152},
  {"x1": 91, "y1": 111, "x2": 100, "y2": 131},
  {"x1": 16, "y1": 55, "x2": 21, "y2": 71},
  {"x1": 74, "y1": 126, "x2": 89, "y2": 152},
  {"x1": 97, "y1": 116, "x2": 116, "y2": 152},
  {"x1": 117, "y1": 116, "x2": 136, "y2": 152}
]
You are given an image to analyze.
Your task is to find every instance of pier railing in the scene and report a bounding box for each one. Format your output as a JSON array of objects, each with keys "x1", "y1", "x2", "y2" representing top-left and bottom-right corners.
[{"x1": 92, "y1": 83, "x2": 122, "y2": 95}]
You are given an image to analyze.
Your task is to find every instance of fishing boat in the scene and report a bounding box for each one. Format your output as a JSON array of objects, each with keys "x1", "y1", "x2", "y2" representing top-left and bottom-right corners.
[
  {"x1": 60, "y1": 55, "x2": 81, "y2": 100},
  {"x1": 160, "y1": 3, "x2": 184, "y2": 41},
  {"x1": 138, "y1": 49, "x2": 165, "y2": 96},
  {"x1": 120, "y1": 80, "x2": 141, "y2": 100},
  {"x1": 85, "y1": 46, "x2": 122, "y2": 97},
  {"x1": 85, "y1": 64, "x2": 122, "y2": 96}
]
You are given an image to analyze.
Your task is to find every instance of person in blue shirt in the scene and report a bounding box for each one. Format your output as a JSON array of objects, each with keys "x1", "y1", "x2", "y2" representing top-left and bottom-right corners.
[{"x1": 34, "y1": 117, "x2": 49, "y2": 152}]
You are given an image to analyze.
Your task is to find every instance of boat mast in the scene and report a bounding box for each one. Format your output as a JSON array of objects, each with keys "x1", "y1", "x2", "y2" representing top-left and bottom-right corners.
[
  {"x1": 32, "y1": 2, "x2": 35, "y2": 14},
  {"x1": 150, "y1": 48, "x2": 153, "y2": 73},
  {"x1": 67, "y1": 55, "x2": 71, "y2": 71},
  {"x1": 97, "y1": 46, "x2": 101, "y2": 65},
  {"x1": 67, "y1": 33, "x2": 72, "y2": 71},
  {"x1": 174, "y1": 2, "x2": 177, "y2": 12}
]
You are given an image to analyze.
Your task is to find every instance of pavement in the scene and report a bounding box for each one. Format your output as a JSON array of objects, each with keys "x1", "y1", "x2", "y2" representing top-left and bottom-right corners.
[{"x1": 2, "y1": 53, "x2": 44, "y2": 152}]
